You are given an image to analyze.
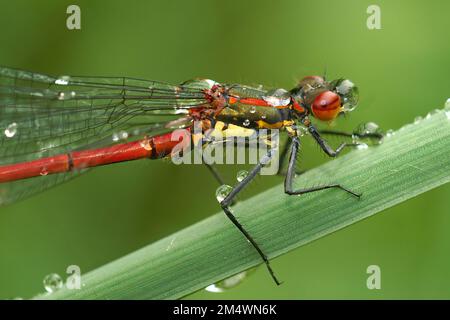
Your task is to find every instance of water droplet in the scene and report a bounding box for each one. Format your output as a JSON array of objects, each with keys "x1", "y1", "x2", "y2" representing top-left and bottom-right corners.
[
  {"x1": 261, "y1": 114, "x2": 266, "y2": 120},
  {"x1": 205, "y1": 271, "x2": 249, "y2": 293},
  {"x1": 70, "y1": 91, "x2": 76, "y2": 98},
  {"x1": 243, "y1": 119, "x2": 250, "y2": 127},
  {"x1": 443, "y1": 100, "x2": 450, "y2": 119},
  {"x1": 236, "y1": 170, "x2": 248, "y2": 182},
  {"x1": 297, "y1": 126, "x2": 308, "y2": 137},
  {"x1": 249, "y1": 106, "x2": 256, "y2": 114},
  {"x1": 140, "y1": 138, "x2": 152, "y2": 151},
  {"x1": 262, "y1": 89, "x2": 290, "y2": 107},
  {"x1": 445, "y1": 98, "x2": 450, "y2": 109},
  {"x1": 4, "y1": 122, "x2": 17, "y2": 138},
  {"x1": 354, "y1": 122, "x2": 380, "y2": 135},
  {"x1": 386, "y1": 129, "x2": 395, "y2": 138},
  {"x1": 216, "y1": 185, "x2": 232, "y2": 203},
  {"x1": 425, "y1": 109, "x2": 440, "y2": 119},
  {"x1": 119, "y1": 131, "x2": 128, "y2": 140},
  {"x1": 356, "y1": 143, "x2": 369, "y2": 150},
  {"x1": 352, "y1": 122, "x2": 384, "y2": 145},
  {"x1": 43, "y1": 273, "x2": 63, "y2": 293},
  {"x1": 40, "y1": 168, "x2": 49, "y2": 176},
  {"x1": 57, "y1": 92, "x2": 66, "y2": 100},
  {"x1": 174, "y1": 108, "x2": 189, "y2": 114},
  {"x1": 55, "y1": 76, "x2": 70, "y2": 85},
  {"x1": 112, "y1": 133, "x2": 120, "y2": 142},
  {"x1": 414, "y1": 116, "x2": 423, "y2": 124}
]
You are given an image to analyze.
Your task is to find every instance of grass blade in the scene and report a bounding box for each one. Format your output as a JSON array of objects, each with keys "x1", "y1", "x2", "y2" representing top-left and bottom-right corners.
[{"x1": 36, "y1": 107, "x2": 450, "y2": 299}]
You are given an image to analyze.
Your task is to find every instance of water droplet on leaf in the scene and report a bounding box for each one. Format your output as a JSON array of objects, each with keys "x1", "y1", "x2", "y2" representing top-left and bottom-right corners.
[
  {"x1": 386, "y1": 129, "x2": 395, "y2": 138},
  {"x1": 414, "y1": 116, "x2": 423, "y2": 124},
  {"x1": 205, "y1": 270, "x2": 252, "y2": 293},
  {"x1": 43, "y1": 273, "x2": 63, "y2": 293},
  {"x1": 356, "y1": 143, "x2": 369, "y2": 150}
]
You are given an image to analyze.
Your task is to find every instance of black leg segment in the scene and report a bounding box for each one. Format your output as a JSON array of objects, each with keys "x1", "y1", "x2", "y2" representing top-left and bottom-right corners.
[
  {"x1": 284, "y1": 137, "x2": 361, "y2": 198},
  {"x1": 220, "y1": 149, "x2": 282, "y2": 285}
]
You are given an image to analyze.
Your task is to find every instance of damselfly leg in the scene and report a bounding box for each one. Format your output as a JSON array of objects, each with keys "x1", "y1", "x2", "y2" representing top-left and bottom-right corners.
[
  {"x1": 219, "y1": 149, "x2": 282, "y2": 285},
  {"x1": 284, "y1": 136, "x2": 361, "y2": 197}
]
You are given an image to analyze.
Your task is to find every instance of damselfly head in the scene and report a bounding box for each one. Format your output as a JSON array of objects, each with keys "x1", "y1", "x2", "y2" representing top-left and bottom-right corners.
[{"x1": 291, "y1": 76, "x2": 359, "y2": 121}]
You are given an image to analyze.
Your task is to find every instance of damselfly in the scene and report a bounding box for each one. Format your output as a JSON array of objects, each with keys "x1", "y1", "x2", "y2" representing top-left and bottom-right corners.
[{"x1": 0, "y1": 67, "x2": 383, "y2": 284}]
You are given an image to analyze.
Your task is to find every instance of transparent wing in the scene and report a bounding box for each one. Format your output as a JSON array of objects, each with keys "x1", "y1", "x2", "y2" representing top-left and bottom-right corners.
[
  {"x1": 0, "y1": 66, "x2": 207, "y2": 164},
  {"x1": 0, "y1": 66, "x2": 209, "y2": 205}
]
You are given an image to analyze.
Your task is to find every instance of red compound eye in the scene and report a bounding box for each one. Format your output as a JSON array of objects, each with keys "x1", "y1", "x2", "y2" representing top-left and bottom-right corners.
[{"x1": 311, "y1": 91, "x2": 341, "y2": 121}]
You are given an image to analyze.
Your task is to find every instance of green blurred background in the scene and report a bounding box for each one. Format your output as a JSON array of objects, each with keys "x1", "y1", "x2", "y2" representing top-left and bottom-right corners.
[{"x1": 0, "y1": 0, "x2": 449, "y2": 299}]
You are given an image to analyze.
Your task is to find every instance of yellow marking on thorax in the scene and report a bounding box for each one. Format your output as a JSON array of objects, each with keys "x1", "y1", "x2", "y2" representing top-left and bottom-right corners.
[{"x1": 214, "y1": 122, "x2": 256, "y2": 138}]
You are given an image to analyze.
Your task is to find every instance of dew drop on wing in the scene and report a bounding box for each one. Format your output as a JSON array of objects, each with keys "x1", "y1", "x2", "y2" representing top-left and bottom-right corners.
[
  {"x1": 54, "y1": 75, "x2": 71, "y2": 85},
  {"x1": 243, "y1": 119, "x2": 250, "y2": 127},
  {"x1": 57, "y1": 92, "x2": 66, "y2": 100},
  {"x1": 4, "y1": 122, "x2": 18, "y2": 138},
  {"x1": 119, "y1": 131, "x2": 129, "y2": 140}
]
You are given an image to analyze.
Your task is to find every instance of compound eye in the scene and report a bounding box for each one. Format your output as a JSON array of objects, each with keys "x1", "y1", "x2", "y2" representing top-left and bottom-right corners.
[{"x1": 311, "y1": 91, "x2": 342, "y2": 121}]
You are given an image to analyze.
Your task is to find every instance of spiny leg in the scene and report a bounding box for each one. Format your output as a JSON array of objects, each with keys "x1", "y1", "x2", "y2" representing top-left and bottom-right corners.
[
  {"x1": 220, "y1": 149, "x2": 281, "y2": 285},
  {"x1": 318, "y1": 129, "x2": 384, "y2": 141},
  {"x1": 278, "y1": 126, "x2": 382, "y2": 176},
  {"x1": 284, "y1": 136, "x2": 361, "y2": 197},
  {"x1": 307, "y1": 125, "x2": 362, "y2": 157},
  {"x1": 276, "y1": 137, "x2": 305, "y2": 177},
  {"x1": 203, "y1": 132, "x2": 293, "y2": 184}
]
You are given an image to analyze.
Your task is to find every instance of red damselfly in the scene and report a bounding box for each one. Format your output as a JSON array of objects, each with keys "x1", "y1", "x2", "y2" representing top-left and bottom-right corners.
[{"x1": 0, "y1": 67, "x2": 383, "y2": 284}]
